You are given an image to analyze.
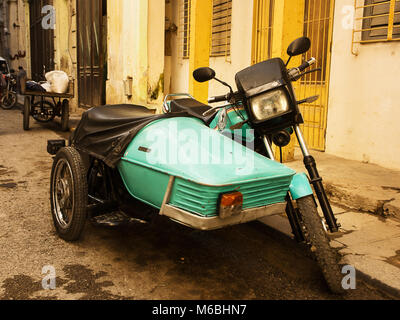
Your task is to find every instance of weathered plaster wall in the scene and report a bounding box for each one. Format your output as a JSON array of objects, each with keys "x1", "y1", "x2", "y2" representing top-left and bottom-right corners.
[
  {"x1": 107, "y1": 0, "x2": 146, "y2": 106},
  {"x1": 107, "y1": 0, "x2": 165, "y2": 112},
  {"x1": 53, "y1": 0, "x2": 78, "y2": 113},
  {"x1": 327, "y1": 0, "x2": 400, "y2": 170},
  {"x1": 147, "y1": 0, "x2": 165, "y2": 110},
  {"x1": 2, "y1": 0, "x2": 30, "y2": 74}
]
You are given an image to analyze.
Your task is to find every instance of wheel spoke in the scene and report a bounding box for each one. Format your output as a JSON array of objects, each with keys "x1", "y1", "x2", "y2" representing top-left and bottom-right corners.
[{"x1": 60, "y1": 165, "x2": 66, "y2": 179}]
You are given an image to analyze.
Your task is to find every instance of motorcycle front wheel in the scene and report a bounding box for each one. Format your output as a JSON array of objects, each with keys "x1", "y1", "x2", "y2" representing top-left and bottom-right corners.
[
  {"x1": 0, "y1": 91, "x2": 17, "y2": 109},
  {"x1": 296, "y1": 195, "x2": 344, "y2": 294}
]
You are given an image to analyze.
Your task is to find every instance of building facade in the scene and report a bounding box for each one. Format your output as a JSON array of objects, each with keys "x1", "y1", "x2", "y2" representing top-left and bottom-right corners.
[{"x1": 1, "y1": 0, "x2": 399, "y2": 170}]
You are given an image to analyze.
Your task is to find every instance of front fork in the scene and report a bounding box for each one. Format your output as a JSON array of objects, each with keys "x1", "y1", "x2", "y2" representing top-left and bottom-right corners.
[{"x1": 263, "y1": 125, "x2": 339, "y2": 236}]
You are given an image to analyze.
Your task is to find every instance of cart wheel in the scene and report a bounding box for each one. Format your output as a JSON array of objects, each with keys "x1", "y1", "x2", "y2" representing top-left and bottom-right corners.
[
  {"x1": 50, "y1": 147, "x2": 88, "y2": 241},
  {"x1": 32, "y1": 101, "x2": 56, "y2": 123},
  {"x1": 61, "y1": 99, "x2": 70, "y2": 132},
  {"x1": 23, "y1": 96, "x2": 30, "y2": 131}
]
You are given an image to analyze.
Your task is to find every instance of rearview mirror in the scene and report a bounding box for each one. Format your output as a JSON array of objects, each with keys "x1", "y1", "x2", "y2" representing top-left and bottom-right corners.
[
  {"x1": 193, "y1": 67, "x2": 216, "y2": 83},
  {"x1": 287, "y1": 37, "x2": 311, "y2": 57}
]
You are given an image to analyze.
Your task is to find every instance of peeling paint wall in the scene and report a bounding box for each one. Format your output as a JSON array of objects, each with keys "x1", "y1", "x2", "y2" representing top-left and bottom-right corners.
[
  {"x1": 1, "y1": 0, "x2": 30, "y2": 74},
  {"x1": 106, "y1": 0, "x2": 131, "y2": 105},
  {"x1": 53, "y1": 0, "x2": 78, "y2": 113},
  {"x1": 147, "y1": 0, "x2": 165, "y2": 111},
  {"x1": 3, "y1": 0, "x2": 165, "y2": 114},
  {"x1": 107, "y1": 0, "x2": 165, "y2": 112}
]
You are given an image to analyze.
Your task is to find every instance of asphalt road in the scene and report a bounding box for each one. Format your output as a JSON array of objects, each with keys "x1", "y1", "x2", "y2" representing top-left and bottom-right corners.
[{"x1": 0, "y1": 107, "x2": 392, "y2": 300}]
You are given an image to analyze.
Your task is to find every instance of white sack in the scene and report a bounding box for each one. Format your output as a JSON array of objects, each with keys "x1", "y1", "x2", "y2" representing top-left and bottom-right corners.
[{"x1": 45, "y1": 70, "x2": 69, "y2": 94}]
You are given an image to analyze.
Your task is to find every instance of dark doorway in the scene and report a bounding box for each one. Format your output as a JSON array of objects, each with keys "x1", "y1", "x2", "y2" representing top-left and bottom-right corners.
[
  {"x1": 29, "y1": 0, "x2": 55, "y2": 81},
  {"x1": 76, "y1": 0, "x2": 107, "y2": 108}
]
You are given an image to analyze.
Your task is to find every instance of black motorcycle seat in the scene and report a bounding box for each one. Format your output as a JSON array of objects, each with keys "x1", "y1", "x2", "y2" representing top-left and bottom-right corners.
[
  {"x1": 170, "y1": 98, "x2": 214, "y2": 124},
  {"x1": 83, "y1": 104, "x2": 156, "y2": 126}
]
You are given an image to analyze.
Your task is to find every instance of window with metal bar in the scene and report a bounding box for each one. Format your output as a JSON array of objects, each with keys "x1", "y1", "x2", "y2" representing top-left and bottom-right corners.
[
  {"x1": 211, "y1": 0, "x2": 232, "y2": 57},
  {"x1": 251, "y1": 0, "x2": 274, "y2": 64},
  {"x1": 353, "y1": 0, "x2": 400, "y2": 43},
  {"x1": 362, "y1": 0, "x2": 400, "y2": 41},
  {"x1": 180, "y1": 0, "x2": 191, "y2": 59},
  {"x1": 302, "y1": 0, "x2": 331, "y2": 84}
]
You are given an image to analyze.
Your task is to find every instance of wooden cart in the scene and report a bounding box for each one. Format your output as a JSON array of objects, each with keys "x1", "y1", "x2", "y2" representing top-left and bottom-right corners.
[{"x1": 20, "y1": 76, "x2": 74, "y2": 132}]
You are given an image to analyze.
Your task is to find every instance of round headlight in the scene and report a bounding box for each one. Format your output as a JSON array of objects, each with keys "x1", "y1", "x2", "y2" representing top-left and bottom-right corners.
[{"x1": 250, "y1": 89, "x2": 290, "y2": 121}]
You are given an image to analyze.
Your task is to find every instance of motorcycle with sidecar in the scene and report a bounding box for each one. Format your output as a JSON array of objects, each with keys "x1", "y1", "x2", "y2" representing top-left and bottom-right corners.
[{"x1": 48, "y1": 37, "x2": 344, "y2": 293}]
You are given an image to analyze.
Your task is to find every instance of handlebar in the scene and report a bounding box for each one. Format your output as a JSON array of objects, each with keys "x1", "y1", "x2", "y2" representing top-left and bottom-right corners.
[
  {"x1": 208, "y1": 93, "x2": 230, "y2": 104},
  {"x1": 288, "y1": 57, "x2": 317, "y2": 81},
  {"x1": 207, "y1": 58, "x2": 317, "y2": 104},
  {"x1": 298, "y1": 57, "x2": 316, "y2": 72}
]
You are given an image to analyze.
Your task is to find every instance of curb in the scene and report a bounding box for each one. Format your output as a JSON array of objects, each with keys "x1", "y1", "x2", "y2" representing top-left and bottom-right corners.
[{"x1": 324, "y1": 181, "x2": 400, "y2": 221}]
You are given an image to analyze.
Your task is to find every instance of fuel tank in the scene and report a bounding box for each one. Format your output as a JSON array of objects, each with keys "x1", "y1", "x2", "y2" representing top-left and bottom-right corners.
[{"x1": 209, "y1": 103, "x2": 255, "y2": 144}]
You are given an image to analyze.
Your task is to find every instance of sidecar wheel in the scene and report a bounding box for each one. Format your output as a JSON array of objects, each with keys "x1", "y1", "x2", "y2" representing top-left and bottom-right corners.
[
  {"x1": 50, "y1": 147, "x2": 88, "y2": 241},
  {"x1": 296, "y1": 196, "x2": 344, "y2": 294}
]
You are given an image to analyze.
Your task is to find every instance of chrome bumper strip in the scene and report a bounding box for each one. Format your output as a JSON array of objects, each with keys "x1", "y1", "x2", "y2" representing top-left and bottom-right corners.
[{"x1": 160, "y1": 203, "x2": 286, "y2": 231}]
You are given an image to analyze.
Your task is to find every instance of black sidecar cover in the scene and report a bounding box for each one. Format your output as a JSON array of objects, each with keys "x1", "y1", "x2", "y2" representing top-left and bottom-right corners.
[{"x1": 71, "y1": 104, "x2": 210, "y2": 167}]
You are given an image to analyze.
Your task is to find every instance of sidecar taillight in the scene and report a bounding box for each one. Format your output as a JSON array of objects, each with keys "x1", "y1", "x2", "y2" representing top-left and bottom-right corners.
[{"x1": 219, "y1": 192, "x2": 243, "y2": 219}]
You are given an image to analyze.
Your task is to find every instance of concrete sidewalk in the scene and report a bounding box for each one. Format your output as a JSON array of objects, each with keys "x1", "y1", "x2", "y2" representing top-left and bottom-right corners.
[{"x1": 262, "y1": 150, "x2": 400, "y2": 297}]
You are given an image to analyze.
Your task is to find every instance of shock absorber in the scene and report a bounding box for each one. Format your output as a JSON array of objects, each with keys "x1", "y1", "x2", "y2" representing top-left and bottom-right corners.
[
  {"x1": 294, "y1": 125, "x2": 339, "y2": 233},
  {"x1": 304, "y1": 155, "x2": 339, "y2": 232}
]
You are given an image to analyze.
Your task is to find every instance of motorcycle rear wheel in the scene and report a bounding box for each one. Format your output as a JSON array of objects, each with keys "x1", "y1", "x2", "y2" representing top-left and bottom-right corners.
[
  {"x1": 296, "y1": 195, "x2": 344, "y2": 294},
  {"x1": 0, "y1": 91, "x2": 17, "y2": 109},
  {"x1": 50, "y1": 147, "x2": 88, "y2": 241}
]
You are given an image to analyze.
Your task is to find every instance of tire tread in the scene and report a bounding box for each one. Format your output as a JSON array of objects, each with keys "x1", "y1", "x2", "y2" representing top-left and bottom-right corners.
[
  {"x1": 297, "y1": 196, "x2": 345, "y2": 294},
  {"x1": 50, "y1": 147, "x2": 88, "y2": 241}
]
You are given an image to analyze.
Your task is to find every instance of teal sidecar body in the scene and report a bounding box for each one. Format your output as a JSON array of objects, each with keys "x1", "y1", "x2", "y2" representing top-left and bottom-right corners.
[{"x1": 117, "y1": 117, "x2": 311, "y2": 230}]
